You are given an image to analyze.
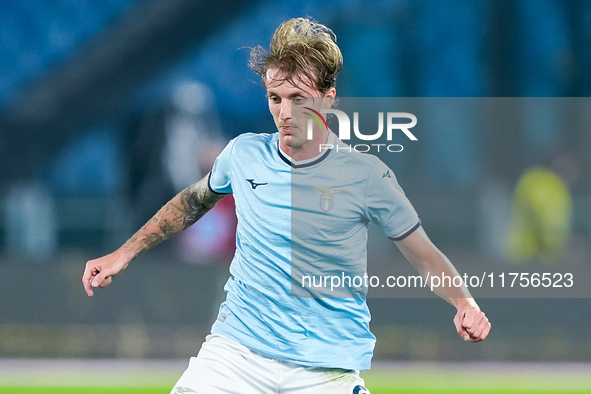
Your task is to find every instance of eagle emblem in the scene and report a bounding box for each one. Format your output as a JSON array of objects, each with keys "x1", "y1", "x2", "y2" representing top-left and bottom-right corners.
[{"x1": 313, "y1": 185, "x2": 344, "y2": 212}]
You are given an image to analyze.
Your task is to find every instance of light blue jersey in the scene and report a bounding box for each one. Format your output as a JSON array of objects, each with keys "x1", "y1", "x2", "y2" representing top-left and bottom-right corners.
[{"x1": 208, "y1": 132, "x2": 419, "y2": 370}]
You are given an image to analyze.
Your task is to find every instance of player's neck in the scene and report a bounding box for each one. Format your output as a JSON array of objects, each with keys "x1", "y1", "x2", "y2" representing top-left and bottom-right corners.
[{"x1": 282, "y1": 130, "x2": 330, "y2": 162}]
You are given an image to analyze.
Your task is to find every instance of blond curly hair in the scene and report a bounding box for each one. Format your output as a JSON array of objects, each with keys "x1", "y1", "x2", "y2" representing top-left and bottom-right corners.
[{"x1": 249, "y1": 17, "x2": 343, "y2": 93}]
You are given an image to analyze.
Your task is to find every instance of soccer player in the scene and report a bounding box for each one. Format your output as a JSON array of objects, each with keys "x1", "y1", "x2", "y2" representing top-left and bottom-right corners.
[{"x1": 82, "y1": 17, "x2": 490, "y2": 393}]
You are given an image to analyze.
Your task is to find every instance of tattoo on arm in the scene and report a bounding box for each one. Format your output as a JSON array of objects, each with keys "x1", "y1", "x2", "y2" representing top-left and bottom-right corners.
[{"x1": 126, "y1": 175, "x2": 226, "y2": 259}]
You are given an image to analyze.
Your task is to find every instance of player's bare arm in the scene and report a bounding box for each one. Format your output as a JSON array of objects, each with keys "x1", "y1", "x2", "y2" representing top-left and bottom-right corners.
[
  {"x1": 82, "y1": 174, "x2": 226, "y2": 296},
  {"x1": 395, "y1": 226, "x2": 491, "y2": 343}
]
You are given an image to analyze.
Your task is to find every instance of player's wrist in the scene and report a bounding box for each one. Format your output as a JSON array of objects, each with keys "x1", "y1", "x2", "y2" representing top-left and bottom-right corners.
[
  {"x1": 453, "y1": 297, "x2": 480, "y2": 312},
  {"x1": 116, "y1": 245, "x2": 137, "y2": 264}
]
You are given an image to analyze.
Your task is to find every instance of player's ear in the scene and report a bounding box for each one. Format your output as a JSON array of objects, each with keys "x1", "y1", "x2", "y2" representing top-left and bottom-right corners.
[{"x1": 322, "y1": 88, "x2": 336, "y2": 108}]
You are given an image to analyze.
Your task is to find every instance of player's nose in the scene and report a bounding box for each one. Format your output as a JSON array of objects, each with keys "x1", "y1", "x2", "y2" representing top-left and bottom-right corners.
[{"x1": 279, "y1": 99, "x2": 291, "y2": 120}]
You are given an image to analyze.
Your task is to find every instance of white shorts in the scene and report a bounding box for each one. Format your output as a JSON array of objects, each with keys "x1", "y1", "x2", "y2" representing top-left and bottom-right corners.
[{"x1": 170, "y1": 334, "x2": 369, "y2": 394}]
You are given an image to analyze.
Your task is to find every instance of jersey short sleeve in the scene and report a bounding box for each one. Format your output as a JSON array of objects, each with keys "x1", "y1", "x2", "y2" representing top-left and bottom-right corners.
[
  {"x1": 365, "y1": 160, "x2": 420, "y2": 240},
  {"x1": 208, "y1": 138, "x2": 236, "y2": 194}
]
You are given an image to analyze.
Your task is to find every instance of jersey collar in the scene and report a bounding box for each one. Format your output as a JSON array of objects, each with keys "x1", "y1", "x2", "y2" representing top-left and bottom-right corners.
[{"x1": 277, "y1": 132, "x2": 335, "y2": 169}]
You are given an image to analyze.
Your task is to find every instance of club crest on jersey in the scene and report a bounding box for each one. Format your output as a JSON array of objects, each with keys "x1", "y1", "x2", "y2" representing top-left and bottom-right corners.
[{"x1": 313, "y1": 185, "x2": 344, "y2": 212}]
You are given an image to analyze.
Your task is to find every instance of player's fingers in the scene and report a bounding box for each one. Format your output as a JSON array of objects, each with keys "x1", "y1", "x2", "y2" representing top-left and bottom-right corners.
[
  {"x1": 464, "y1": 314, "x2": 491, "y2": 342},
  {"x1": 467, "y1": 312, "x2": 488, "y2": 336},
  {"x1": 470, "y1": 316, "x2": 491, "y2": 341},
  {"x1": 98, "y1": 277, "x2": 112, "y2": 288},
  {"x1": 455, "y1": 308, "x2": 490, "y2": 342},
  {"x1": 82, "y1": 273, "x2": 92, "y2": 297},
  {"x1": 460, "y1": 330, "x2": 470, "y2": 341},
  {"x1": 468, "y1": 324, "x2": 485, "y2": 341},
  {"x1": 82, "y1": 262, "x2": 99, "y2": 297},
  {"x1": 454, "y1": 312, "x2": 470, "y2": 341},
  {"x1": 464, "y1": 311, "x2": 486, "y2": 334},
  {"x1": 83, "y1": 282, "x2": 93, "y2": 297},
  {"x1": 92, "y1": 270, "x2": 109, "y2": 288},
  {"x1": 461, "y1": 308, "x2": 478, "y2": 331}
]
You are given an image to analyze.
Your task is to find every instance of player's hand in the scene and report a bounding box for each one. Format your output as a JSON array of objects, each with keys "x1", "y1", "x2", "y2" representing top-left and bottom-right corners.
[
  {"x1": 82, "y1": 251, "x2": 130, "y2": 297},
  {"x1": 453, "y1": 304, "x2": 491, "y2": 342}
]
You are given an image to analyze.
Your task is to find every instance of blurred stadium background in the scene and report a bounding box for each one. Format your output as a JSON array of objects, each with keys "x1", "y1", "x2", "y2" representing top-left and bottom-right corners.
[{"x1": 1, "y1": 0, "x2": 591, "y2": 390}]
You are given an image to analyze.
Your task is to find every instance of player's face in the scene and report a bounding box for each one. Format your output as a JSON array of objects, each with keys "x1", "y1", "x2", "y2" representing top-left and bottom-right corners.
[{"x1": 265, "y1": 67, "x2": 335, "y2": 155}]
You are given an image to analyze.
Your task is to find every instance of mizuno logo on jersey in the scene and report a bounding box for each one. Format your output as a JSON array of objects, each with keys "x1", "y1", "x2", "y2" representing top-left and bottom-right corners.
[
  {"x1": 313, "y1": 185, "x2": 344, "y2": 212},
  {"x1": 382, "y1": 170, "x2": 392, "y2": 178},
  {"x1": 246, "y1": 179, "x2": 268, "y2": 189}
]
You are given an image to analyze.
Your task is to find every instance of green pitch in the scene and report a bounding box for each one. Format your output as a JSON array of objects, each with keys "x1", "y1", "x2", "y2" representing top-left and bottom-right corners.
[{"x1": 1, "y1": 363, "x2": 590, "y2": 393}]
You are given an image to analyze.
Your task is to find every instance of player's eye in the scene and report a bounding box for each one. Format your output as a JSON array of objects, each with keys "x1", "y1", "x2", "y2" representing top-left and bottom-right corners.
[
  {"x1": 269, "y1": 96, "x2": 281, "y2": 104},
  {"x1": 291, "y1": 97, "x2": 305, "y2": 105}
]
